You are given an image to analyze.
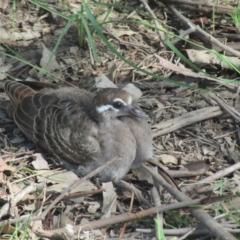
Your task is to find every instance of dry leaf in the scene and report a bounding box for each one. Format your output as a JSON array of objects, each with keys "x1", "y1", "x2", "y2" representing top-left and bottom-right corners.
[
  {"x1": 0, "y1": 0, "x2": 10, "y2": 9},
  {"x1": 0, "y1": 222, "x2": 15, "y2": 234},
  {"x1": 40, "y1": 43, "x2": 61, "y2": 72},
  {"x1": 102, "y1": 182, "x2": 117, "y2": 218},
  {"x1": 32, "y1": 153, "x2": 49, "y2": 170},
  {"x1": 132, "y1": 166, "x2": 153, "y2": 183},
  {"x1": 0, "y1": 158, "x2": 16, "y2": 172},
  {"x1": 96, "y1": 73, "x2": 117, "y2": 88},
  {"x1": 59, "y1": 212, "x2": 74, "y2": 228},
  {"x1": 37, "y1": 170, "x2": 97, "y2": 194},
  {"x1": 159, "y1": 154, "x2": 178, "y2": 165},
  {"x1": 87, "y1": 201, "x2": 100, "y2": 214},
  {"x1": 123, "y1": 83, "x2": 143, "y2": 100}
]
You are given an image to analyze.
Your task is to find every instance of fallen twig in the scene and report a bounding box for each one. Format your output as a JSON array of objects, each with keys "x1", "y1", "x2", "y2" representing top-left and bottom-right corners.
[
  {"x1": 181, "y1": 162, "x2": 240, "y2": 194},
  {"x1": 37, "y1": 157, "x2": 119, "y2": 221},
  {"x1": 209, "y1": 93, "x2": 240, "y2": 122},
  {"x1": 155, "y1": 54, "x2": 235, "y2": 89},
  {"x1": 141, "y1": 163, "x2": 236, "y2": 240},
  {"x1": 35, "y1": 198, "x2": 202, "y2": 238},
  {"x1": 0, "y1": 182, "x2": 45, "y2": 218},
  {"x1": 167, "y1": 5, "x2": 240, "y2": 58},
  {"x1": 152, "y1": 106, "x2": 223, "y2": 138},
  {"x1": 139, "y1": 0, "x2": 165, "y2": 46}
]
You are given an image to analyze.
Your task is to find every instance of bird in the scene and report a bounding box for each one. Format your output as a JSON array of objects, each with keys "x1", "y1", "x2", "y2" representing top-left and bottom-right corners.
[{"x1": 4, "y1": 80, "x2": 152, "y2": 181}]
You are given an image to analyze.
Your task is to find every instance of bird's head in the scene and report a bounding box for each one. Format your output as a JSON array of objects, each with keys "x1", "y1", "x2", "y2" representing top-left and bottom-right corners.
[{"x1": 94, "y1": 88, "x2": 149, "y2": 120}]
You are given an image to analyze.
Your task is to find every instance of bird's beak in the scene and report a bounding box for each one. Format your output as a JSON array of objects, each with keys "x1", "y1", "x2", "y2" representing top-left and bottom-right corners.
[{"x1": 117, "y1": 105, "x2": 150, "y2": 120}]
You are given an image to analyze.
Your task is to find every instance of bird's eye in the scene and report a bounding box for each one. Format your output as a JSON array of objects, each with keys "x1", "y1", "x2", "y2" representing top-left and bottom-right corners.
[{"x1": 113, "y1": 101, "x2": 124, "y2": 109}]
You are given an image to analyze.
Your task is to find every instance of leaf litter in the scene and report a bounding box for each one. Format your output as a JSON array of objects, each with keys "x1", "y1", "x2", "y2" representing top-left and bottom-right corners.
[{"x1": 0, "y1": 0, "x2": 240, "y2": 239}]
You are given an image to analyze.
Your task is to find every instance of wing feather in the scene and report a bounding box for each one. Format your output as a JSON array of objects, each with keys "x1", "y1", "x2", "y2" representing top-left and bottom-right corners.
[{"x1": 4, "y1": 80, "x2": 100, "y2": 165}]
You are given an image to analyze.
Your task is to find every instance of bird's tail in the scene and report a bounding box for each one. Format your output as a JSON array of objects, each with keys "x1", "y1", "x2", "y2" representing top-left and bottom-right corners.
[{"x1": 4, "y1": 80, "x2": 36, "y2": 107}]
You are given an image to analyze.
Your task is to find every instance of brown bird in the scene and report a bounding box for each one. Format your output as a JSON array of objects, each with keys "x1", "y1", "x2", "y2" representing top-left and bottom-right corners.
[{"x1": 4, "y1": 80, "x2": 152, "y2": 181}]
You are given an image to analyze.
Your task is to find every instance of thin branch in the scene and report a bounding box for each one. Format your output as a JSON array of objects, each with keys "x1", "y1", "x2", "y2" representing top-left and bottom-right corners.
[
  {"x1": 141, "y1": 163, "x2": 236, "y2": 240},
  {"x1": 167, "y1": 5, "x2": 240, "y2": 58}
]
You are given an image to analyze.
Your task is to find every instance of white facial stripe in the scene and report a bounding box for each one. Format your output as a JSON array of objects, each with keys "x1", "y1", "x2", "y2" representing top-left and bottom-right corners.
[
  {"x1": 96, "y1": 104, "x2": 119, "y2": 113},
  {"x1": 113, "y1": 98, "x2": 127, "y2": 105}
]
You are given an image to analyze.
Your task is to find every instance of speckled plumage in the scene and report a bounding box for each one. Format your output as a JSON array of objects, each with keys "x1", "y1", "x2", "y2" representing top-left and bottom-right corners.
[{"x1": 4, "y1": 80, "x2": 152, "y2": 181}]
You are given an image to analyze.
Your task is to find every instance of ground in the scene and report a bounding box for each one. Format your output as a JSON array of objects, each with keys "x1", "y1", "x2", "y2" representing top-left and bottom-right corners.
[{"x1": 0, "y1": 0, "x2": 240, "y2": 239}]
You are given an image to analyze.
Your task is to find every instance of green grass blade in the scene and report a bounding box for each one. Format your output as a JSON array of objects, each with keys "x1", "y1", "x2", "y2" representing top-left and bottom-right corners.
[{"x1": 83, "y1": 3, "x2": 207, "y2": 91}]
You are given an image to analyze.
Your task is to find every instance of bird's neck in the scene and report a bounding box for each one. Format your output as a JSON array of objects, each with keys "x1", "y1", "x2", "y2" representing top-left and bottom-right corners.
[{"x1": 88, "y1": 103, "x2": 102, "y2": 123}]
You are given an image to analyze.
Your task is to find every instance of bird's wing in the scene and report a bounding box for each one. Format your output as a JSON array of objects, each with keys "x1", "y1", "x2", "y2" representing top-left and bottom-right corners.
[
  {"x1": 5, "y1": 81, "x2": 56, "y2": 140},
  {"x1": 33, "y1": 98, "x2": 100, "y2": 164},
  {"x1": 4, "y1": 80, "x2": 36, "y2": 107},
  {"x1": 4, "y1": 80, "x2": 100, "y2": 164}
]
